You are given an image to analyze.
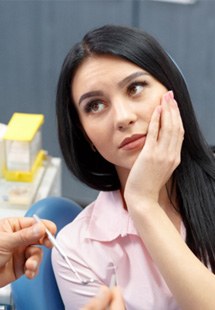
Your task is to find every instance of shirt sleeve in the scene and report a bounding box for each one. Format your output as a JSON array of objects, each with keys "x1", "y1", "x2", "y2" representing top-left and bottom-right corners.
[{"x1": 51, "y1": 217, "x2": 114, "y2": 309}]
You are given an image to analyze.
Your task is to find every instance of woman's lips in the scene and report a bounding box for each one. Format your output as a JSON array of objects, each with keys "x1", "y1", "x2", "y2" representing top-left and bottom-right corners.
[{"x1": 119, "y1": 134, "x2": 146, "y2": 151}]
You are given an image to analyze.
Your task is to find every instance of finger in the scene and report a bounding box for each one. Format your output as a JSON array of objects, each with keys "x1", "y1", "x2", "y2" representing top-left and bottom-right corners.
[
  {"x1": 170, "y1": 99, "x2": 184, "y2": 146},
  {"x1": 9, "y1": 217, "x2": 57, "y2": 247},
  {"x1": 11, "y1": 245, "x2": 41, "y2": 278},
  {"x1": 8, "y1": 223, "x2": 45, "y2": 249},
  {"x1": 37, "y1": 219, "x2": 57, "y2": 235},
  {"x1": 163, "y1": 96, "x2": 184, "y2": 160},
  {"x1": 19, "y1": 218, "x2": 57, "y2": 235},
  {"x1": 32, "y1": 219, "x2": 57, "y2": 248},
  {"x1": 24, "y1": 246, "x2": 43, "y2": 279},
  {"x1": 159, "y1": 92, "x2": 183, "y2": 165},
  {"x1": 5, "y1": 217, "x2": 55, "y2": 232},
  {"x1": 7, "y1": 221, "x2": 56, "y2": 250},
  {"x1": 158, "y1": 91, "x2": 175, "y2": 150},
  {"x1": 81, "y1": 286, "x2": 111, "y2": 310},
  {"x1": 42, "y1": 237, "x2": 55, "y2": 249},
  {"x1": 144, "y1": 104, "x2": 162, "y2": 150},
  {"x1": 110, "y1": 287, "x2": 125, "y2": 310}
]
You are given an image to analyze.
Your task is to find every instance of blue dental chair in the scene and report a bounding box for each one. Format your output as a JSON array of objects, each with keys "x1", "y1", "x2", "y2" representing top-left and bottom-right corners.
[{"x1": 11, "y1": 197, "x2": 82, "y2": 310}]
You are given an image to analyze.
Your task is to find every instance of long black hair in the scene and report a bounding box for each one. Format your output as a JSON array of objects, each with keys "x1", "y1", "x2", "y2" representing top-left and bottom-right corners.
[{"x1": 56, "y1": 25, "x2": 215, "y2": 272}]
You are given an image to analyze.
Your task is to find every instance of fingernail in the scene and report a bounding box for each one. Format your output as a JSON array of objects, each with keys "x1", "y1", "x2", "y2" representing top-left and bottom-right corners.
[
  {"x1": 25, "y1": 270, "x2": 36, "y2": 279},
  {"x1": 29, "y1": 271, "x2": 36, "y2": 279},
  {"x1": 169, "y1": 90, "x2": 174, "y2": 99},
  {"x1": 164, "y1": 93, "x2": 170, "y2": 102},
  {"x1": 164, "y1": 91, "x2": 174, "y2": 103}
]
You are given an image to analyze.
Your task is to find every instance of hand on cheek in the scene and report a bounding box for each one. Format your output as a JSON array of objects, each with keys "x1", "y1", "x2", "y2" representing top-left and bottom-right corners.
[
  {"x1": 160, "y1": 90, "x2": 184, "y2": 162},
  {"x1": 124, "y1": 90, "x2": 184, "y2": 207}
]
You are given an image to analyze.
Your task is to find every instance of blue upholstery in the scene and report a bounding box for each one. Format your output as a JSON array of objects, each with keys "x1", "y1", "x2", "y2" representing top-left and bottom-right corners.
[{"x1": 11, "y1": 197, "x2": 82, "y2": 310}]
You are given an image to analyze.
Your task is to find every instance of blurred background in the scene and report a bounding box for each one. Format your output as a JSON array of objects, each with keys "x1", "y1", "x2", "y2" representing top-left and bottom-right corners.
[{"x1": 0, "y1": 0, "x2": 214, "y2": 206}]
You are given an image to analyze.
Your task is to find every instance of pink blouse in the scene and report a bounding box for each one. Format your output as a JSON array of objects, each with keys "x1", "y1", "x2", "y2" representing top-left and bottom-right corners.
[{"x1": 52, "y1": 190, "x2": 183, "y2": 309}]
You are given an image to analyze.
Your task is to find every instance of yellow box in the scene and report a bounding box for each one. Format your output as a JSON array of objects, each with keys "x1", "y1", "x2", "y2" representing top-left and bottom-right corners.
[
  {"x1": 3, "y1": 113, "x2": 44, "y2": 141},
  {"x1": 3, "y1": 113, "x2": 45, "y2": 182}
]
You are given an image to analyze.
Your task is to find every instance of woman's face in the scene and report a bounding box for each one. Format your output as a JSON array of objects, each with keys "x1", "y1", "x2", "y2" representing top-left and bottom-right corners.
[{"x1": 72, "y1": 55, "x2": 167, "y2": 180}]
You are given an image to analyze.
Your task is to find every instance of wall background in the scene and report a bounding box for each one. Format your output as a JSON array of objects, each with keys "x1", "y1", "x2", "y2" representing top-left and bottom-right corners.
[{"x1": 0, "y1": 0, "x2": 214, "y2": 205}]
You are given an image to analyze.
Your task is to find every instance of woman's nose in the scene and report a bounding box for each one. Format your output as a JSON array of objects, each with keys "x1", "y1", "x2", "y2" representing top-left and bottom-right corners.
[{"x1": 113, "y1": 101, "x2": 137, "y2": 131}]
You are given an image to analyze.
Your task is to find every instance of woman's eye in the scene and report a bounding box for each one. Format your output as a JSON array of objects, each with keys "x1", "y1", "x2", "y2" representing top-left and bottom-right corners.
[
  {"x1": 128, "y1": 82, "x2": 146, "y2": 96},
  {"x1": 84, "y1": 100, "x2": 105, "y2": 114}
]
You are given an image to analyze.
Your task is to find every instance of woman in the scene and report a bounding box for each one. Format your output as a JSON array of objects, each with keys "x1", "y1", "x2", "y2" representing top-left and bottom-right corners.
[{"x1": 52, "y1": 25, "x2": 215, "y2": 309}]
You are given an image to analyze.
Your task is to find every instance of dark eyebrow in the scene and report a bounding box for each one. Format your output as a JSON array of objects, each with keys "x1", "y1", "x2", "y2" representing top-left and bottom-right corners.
[
  {"x1": 118, "y1": 71, "x2": 148, "y2": 88},
  {"x1": 78, "y1": 71, "x2": 148, "y2": 105},
  {"x1": 78, "y1": 91, "x2": 104, "y2": 105}
]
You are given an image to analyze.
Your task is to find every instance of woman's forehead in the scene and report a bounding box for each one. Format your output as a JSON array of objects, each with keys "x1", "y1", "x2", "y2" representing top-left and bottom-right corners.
[
  {"x1": 72, "y1": 54, "x2": 149, "y2": 85},
  {"x1": 71, "y1": 54, "x2": 149, "y2": 100}
]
